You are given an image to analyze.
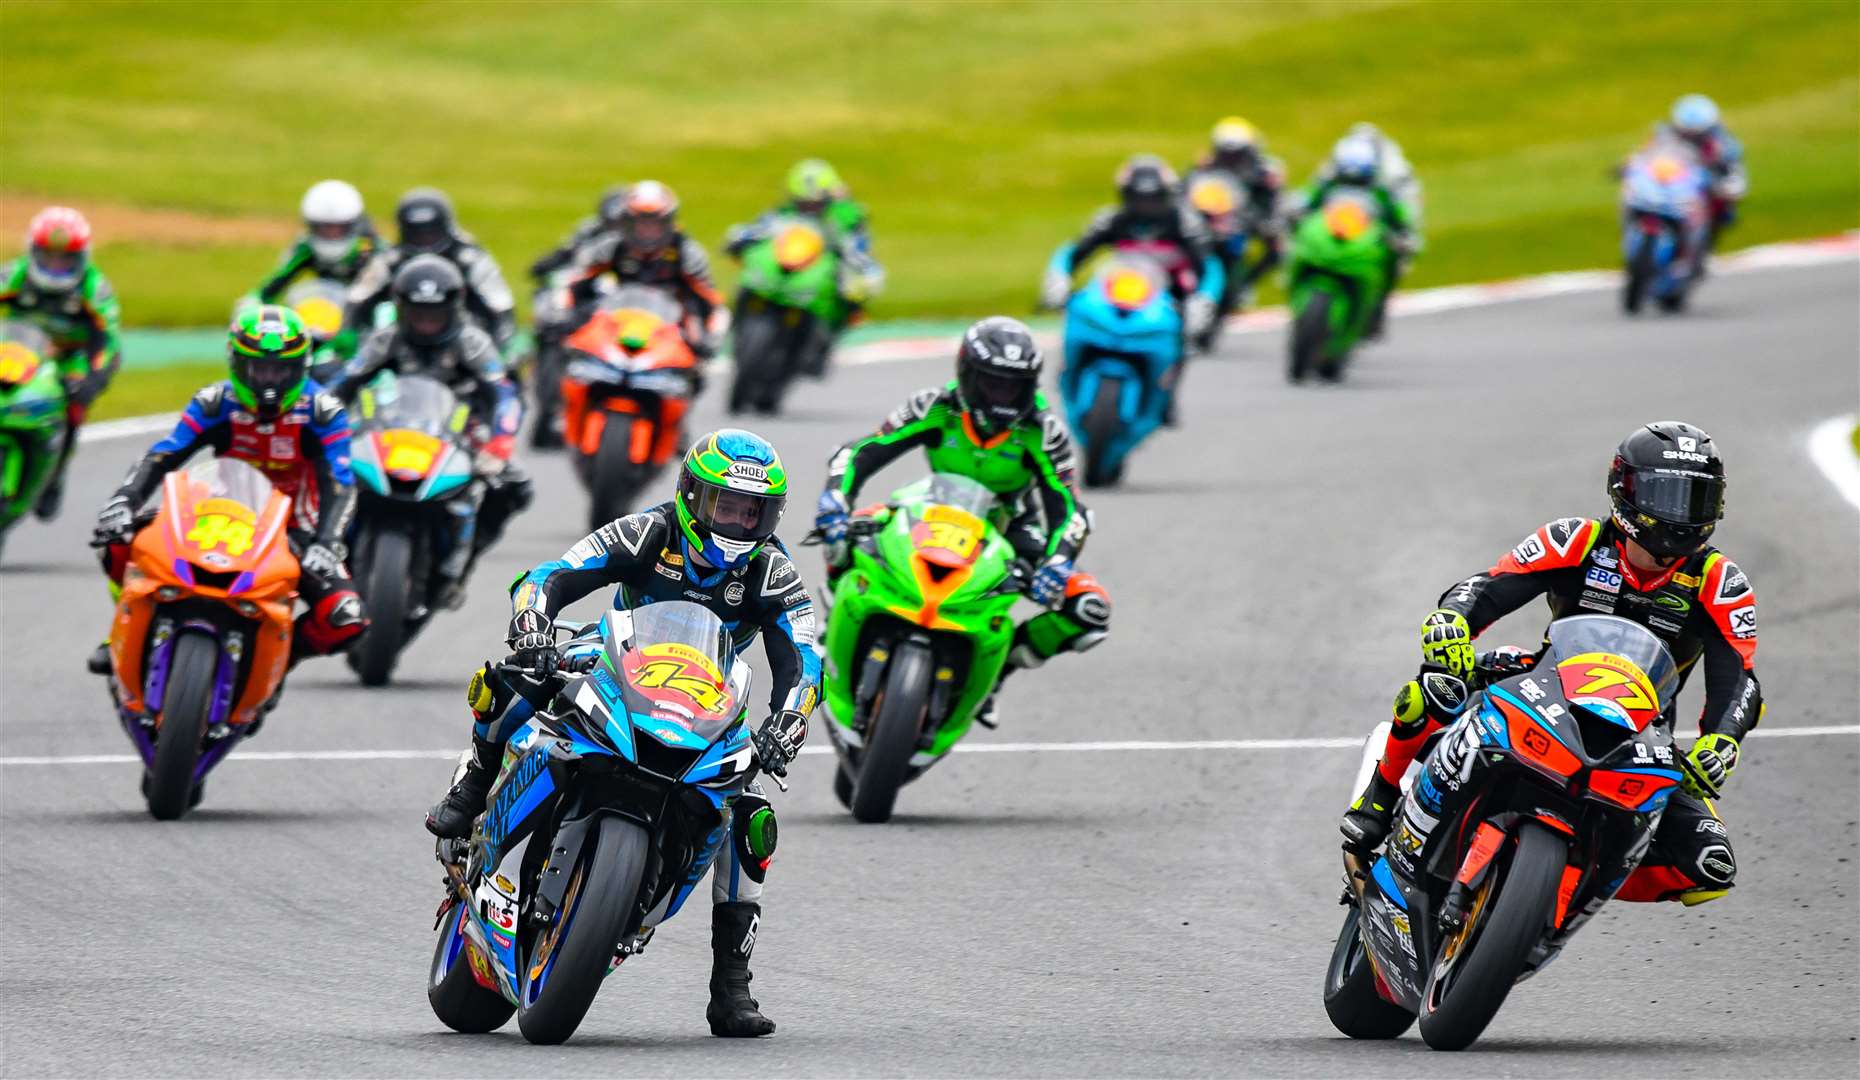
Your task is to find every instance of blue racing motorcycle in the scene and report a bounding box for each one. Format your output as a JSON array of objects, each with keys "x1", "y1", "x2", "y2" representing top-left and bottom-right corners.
[
  {"x1": 1055, "y1": 255, "x2": 1182, "y2": 488},
  {"x1": 426, "y1": 601, "x2": 771, "y2": 1045},
  {"x1": 1619, "y1": 138, "x2": 1710, "y2": 314}
]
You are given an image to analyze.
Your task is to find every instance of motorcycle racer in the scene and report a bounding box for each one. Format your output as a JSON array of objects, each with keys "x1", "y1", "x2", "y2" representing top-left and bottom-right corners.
[
  {"x1": 253, "y1": 180, "x2": 380, "y2": 302},
  {"x1": 341, "y1": 187, "x2": 518, "y2": 362},
  {"x1": 1297, "y1": 131, "x2": 1420, "y2": 337},
  {"x1": 89, "y1": 306, "x2": 366, "y2": 672},
  {"x1": 1189, "y1": 117, "x2": 1289, "y2": 312},
  {"x1": 1340, "y1": 422, "x2": 1761, "y2": 907},
  {"x1": 816, "y1": 317, "x2": 1111, "y2": 727},
  {"x1": 424, "y1": 428, "x2": 818, "y2": 1038},
  {"x1": 0, "y1": 206, "x2": 123, "y2": 520},
  {"x1": 327, "y1": 255, "x2": 531, "y2": 609}
]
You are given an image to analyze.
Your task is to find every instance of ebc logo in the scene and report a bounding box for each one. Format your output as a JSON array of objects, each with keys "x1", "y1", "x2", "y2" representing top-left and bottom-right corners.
[{"x1": 1584, "y1": 566, "x2": 1622, "y2": 593}]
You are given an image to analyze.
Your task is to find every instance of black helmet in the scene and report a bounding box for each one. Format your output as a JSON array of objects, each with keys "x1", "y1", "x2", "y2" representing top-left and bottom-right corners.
[
  {"x1": 956, "y1": 316, "x2": 1042, "y2": 439},
  {"x1": 395, "y1": 187, "x2": 455, "y2": 254},
  {"x1": 1607, "y1": 421, "x2": 1726, "y2": 559},
  {"x1": 596, "y1": 184, "x2": 629, "y2": 231},
  {"x1": 392, "y1": 254, "x2": 465, "y2": 347},
  {"x1": 1116, "y1": 154, "x2": 1179, "y2": 225}
]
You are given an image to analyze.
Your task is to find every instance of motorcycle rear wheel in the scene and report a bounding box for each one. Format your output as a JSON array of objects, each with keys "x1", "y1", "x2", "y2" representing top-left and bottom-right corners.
[
  {"x1": 1623, "y1": 236, "x2": 1656, "y2": 314},
  {"x1": 146, "y1": 631, "x2": 217, "y2": 820},
  {"x1": 1323, "y1": 904, "x2": 1417, "y2": 1039},
  {"x1": 589, "y1": 417, "x2": 647, "y2": 531},
  {"x1": 1417, "y1": 821, "x2": 1565, "y2": 1051},
  {"x1": 851, "y1": 640, "x2": 933, "y2": 823},
  {"x1": 428, "y1": 902, "x2": 516, "y2": 1033}
]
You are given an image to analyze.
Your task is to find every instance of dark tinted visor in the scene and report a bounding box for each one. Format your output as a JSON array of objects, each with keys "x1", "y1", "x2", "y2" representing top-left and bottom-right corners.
[
  {"x1": 238, "y1": 353, "x2": 306, "y2": 398},
  {"x1": 403, "y1": 303, "x2": 454, "y2": 338},
  {"x1": 402, "y1": 220, "x2": 447, "y2": 251},
  {"x1": 968, "y1": 369, "x2": 1035, "y2": 410},
  {"x1": 1626, "y1": 470, "x2": 1723, "y2": 525}
]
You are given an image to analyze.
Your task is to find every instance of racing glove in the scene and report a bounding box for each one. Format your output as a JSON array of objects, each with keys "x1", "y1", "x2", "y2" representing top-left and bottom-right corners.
[
  {"x1": 815, "y1": 489, "x2": 851, "y2": 544},
  {"x1": 92, "y1": 494, "x2": 135, "y2": 547},
  {"x1": 1029, "y1": 555, "x2": 1072, "y2": 610},
  {"x1": 1040, "y1": 269, "x2": 1072, "y2": 310},
  {"x1": 1681, "y1": 733, "x2": 1741, "y2": 799},
  {"x1": 299, "y1": 542, "x2": 344, "y2": 581},
  {"x1": 1420, "y1": 609, "x2": 1476, "y2": 679},
  {"x1": 506, "y1": 608, "x2": 560, "y2": 674},
  {"x1": 1184, "y1": 293, "x2": 1216, "y2": 337},
  {"x1": 752, "y1": 709, "x2": 808, "y2": 777}
]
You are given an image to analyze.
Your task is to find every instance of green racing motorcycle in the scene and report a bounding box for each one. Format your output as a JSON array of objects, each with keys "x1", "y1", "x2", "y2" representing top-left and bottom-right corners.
[
  {"x1": 0, "y1": 321, "x2": 68, "y2": 557},
  {"x1": 1286, "y1": 189, "x2": 1392, "y2": 383},
  {"x1": 728, "y1": 213, "x2": 848, "y2": 416},
  {"x1": 809, "y1": 473, "x2": 1028, "y2": 823}
]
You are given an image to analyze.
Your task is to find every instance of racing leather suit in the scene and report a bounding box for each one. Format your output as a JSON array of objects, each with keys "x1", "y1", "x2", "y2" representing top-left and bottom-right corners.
[
  {"x1": 329, "y1": 324, "x2": 531, "y2": 587},
  {"x1": 341, "y1": 234, "x2": 518, "y2": 360},
  {"x1": 101, "y1": 381, "x2": 365, "y2": 655},
  {"x1": 0, "y1": 257, "x2": 123, "y2": 507},
  {"x1": 474, "y1": 502, "x2": 824, "y2": 909},
  {"x1": 1053, "y1": 204, "x2": 1225, "y2": 308},
  {"x1": 254, "y1": 227, "x2": 381, "y2": 301},
  {"x1": 1377, "y1": 517, "x2": 1761, "y2": 903},
  {"x1": 1189, "y1": 153, "x2": 1289, "y2": 294},
  {"x1": 824, "y1": 384, "x2": 1111, "y2": 665},
  {"x1": 564, "y1": 232, "x2": 728, "y2": 356}
]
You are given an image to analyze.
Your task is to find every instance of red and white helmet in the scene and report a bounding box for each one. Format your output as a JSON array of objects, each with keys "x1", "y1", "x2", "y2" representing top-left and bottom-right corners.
[{"x1": 26, "y1": 207, "x2": 92, "y2": 293}]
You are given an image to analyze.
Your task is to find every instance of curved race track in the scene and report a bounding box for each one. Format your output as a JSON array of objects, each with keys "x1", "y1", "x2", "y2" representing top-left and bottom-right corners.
[{"x1": 2, "y1": 262, "x2": 1856, "y2": 1077}]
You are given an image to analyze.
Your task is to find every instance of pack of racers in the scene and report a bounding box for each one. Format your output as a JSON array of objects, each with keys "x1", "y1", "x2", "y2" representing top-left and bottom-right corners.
[{"x1": 29, "y1": 93, "x2": 1777, "y2": 1041}]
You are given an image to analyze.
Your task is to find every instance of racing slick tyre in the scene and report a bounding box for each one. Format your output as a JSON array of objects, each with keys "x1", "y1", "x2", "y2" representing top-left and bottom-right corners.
[
  {"x1": 589, "y1": 419, "x2": 648, "y2": 533},
  {"x1": 351, "y1": 522, "x2": 414, "y2": 687},
  {"x1": 1417, "y1": 821, "x2": 1566, "y2": 1051},
  {"x1": 851, "y1": 639, "x2": 933, "y2": 824},
  {"x1": 145, "y1": 631, "x2": 217, "y2": 821},
  {"x1": 516, "y1": 816, "x2": 650, "y2": 1045},
  {"x1": 428, "y1": 901, "x2": 517, "y2": 1033},
  {"x1": 1289, "y1": 292, "x2": 1329, "y2": 384},
  {"x1": 1323, "y1": 904, "x2": 1417, "y2": 1039},
  {"x1": 1623, "y1": 236, "x2": 1656, "y2": 314},
  {"x1": 1081, "y1": 376, "x2": 1124, "y2": 489}
]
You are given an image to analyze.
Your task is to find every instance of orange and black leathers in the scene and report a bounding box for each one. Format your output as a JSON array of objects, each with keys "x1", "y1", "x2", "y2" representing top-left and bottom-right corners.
[
  {"x1": 566, "y1": 233, "x2": 726, "y2": 346},
  {"x1": 1380, "y1": 515, "x2": 1759, "y2": 901}
]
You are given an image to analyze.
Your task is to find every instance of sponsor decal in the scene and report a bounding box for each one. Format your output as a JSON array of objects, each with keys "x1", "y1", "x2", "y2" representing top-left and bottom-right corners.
[
  {"x1": 724, "y1": 582, "x2": 744, "y2": 606},
  {"x1": 1518, "y1": 678, "x2": 1546, "y2": 702},
  {"x1": 1728, "y1": 606, "x2": 1757, "y2": 639},
  {"x1": 659, "y1": 547, "x2": 683, "y2": 567},
  {"x1": 270, "y1": 435, "x2": 296, "y2": 458},
  {"x1": 654, "y1": 561, "x2": 682, "y2": 580},
  {"x1": 1654, "y1": 593, "x2": 1691, "y2": 613},
  {"x1": 1648, "y1": 615, "x2": 1685, "y2": 635},
  {"x1": 1578, "y1": 593, "x2": 1616, "y2": 614},
  {"x1": 1662, "y1": 450, "x2": 1711, "y2": 463},
  {"x1": 1585, "y1": 566, "x2": 1623, "y2": 593},
  {"x1": 564, "y1": 536, "x2": 601, "y2": 568},
  {"x1": 1677, "y1": 436, "x2": 1699, "y2": 452},
  {"x1": 1697, "y1": 818, "x2": 1728, "y2": 837},
  {"x1": 1672, "y1": 571, "x2": 1701, "y2": 588},
  {"x1": 1592, "y1": 546, "x2": 1619, "y2": 569},
  {"x1": 725, "y1": 460, "x2": 769, "y2": 484},
  {"x1": 762, "y1": 557, "x2": 798, "y2": 596},
  {"x1": 1715, "y1": 566, "x2": 1751, "y2": 603},
  {"x1": 781, "y1": 588, "x2": 810, "y2": 607},
  {"x1": 1511, "y1": 535, "x2": 1546, "y2": 565}
]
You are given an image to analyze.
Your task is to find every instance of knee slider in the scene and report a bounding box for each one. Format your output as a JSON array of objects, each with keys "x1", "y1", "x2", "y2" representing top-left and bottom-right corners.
[
  {"x1": 467, "y1": 663, "x2": 515, "y2": 722},
  {"x1": 1390, "y1": 680, "x2": 1428, "y2": 736},
  {"x1": 732, "y1": 792, "x2": 776, "y2": 884}
]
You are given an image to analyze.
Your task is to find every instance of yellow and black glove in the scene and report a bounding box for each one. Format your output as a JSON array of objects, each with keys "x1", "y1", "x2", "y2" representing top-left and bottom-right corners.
[
  {"x1": 1680, "y1": 733, "x2": 1741, "y2": 799},
  {"x1": 1420, "y1": 609, "x2": 1476, "y2": 678}
]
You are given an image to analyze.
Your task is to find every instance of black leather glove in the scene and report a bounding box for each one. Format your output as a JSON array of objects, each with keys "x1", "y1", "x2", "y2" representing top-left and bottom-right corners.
[
  {"x1": 92, "y1": 494, "x2": 135, "y2": 547},
  {"x1": 751, "y1": 709, "x2": 808, "y2": 777},
  {"x1": 506, "y1": 608, "x2": 559, "y2": 674}
]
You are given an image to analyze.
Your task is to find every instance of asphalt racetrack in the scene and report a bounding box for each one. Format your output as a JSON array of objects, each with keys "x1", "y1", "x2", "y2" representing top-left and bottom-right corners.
[{"x1": 2, "y1": 262, "x2": 1856, "y2": 1077}]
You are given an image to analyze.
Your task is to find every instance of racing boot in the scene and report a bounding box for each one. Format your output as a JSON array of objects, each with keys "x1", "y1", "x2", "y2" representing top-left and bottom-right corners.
[
  {"x1": 424, "y1": 735, "x2": 502, "y2": 839},
  {"x1": 1339, "y1": 771, "x2": 1402, "y2": 854},
  {"x1": 87, "y1": 642, "x2": 112, "y2": 675},
  {"x1": 32, "y1": 469, "x2": 66, "y2": 521},
  {"x1": 707, "y1": 901, "x2": 775, "y2": 1037}
]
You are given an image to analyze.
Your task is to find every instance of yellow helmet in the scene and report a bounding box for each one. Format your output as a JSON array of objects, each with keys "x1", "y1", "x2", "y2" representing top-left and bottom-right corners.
[{"x1": 1211, "y1": 117, "x2": 1262, "y2": 153}]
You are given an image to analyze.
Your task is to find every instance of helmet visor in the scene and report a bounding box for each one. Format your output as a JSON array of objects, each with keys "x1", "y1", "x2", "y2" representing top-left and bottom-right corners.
[
  {"x1": 1624, "y1": 469, "x2": 1723, "y2": 526},
  {"x1": 624, "y1": 216, "x2": 671, "y2": 251},
  {"x1": 401, "y1": 220, "x2": 447, "y2": 252},
  {"x1": 32, "y1": 250, "x2": 82, "y2": 278},
  {"x1": 234, "y1": 352, "x2": 307, "y2": 411},
  {"x1": 685, "y1": 480, "x2": 784, "y2": 543},
  {"x1": 402, "y1": 303, "x2": 454, "y2": 340}
]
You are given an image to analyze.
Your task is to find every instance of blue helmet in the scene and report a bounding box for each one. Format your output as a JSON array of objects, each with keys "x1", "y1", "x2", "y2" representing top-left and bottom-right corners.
[
  {"x1": 674, "y1": 429, "x2": 789, "y2": 571},
  {"x1": 1331, "y1": 134, "x2": 1378, "y2": 184},
  {"x1": 1671, "y1": 94, "x2": 1720, "y2": 136}
]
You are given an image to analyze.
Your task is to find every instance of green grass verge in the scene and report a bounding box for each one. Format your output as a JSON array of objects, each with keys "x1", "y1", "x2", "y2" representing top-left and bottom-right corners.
[
  {"x1": 5, "y1": 0, "x2": 1856, "y2": 337},
  {"x1": 89, "y1": 362, "x2": 222, "y2": 422}
]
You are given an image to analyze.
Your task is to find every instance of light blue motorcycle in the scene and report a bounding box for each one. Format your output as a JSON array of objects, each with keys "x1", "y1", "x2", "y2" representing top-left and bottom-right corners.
[
  {"x1": 426, "y1": 602, "x2": 771, "y2": 1045},
  {"x1": 1054, "y1": 254, "x2": 1182, "y2": 488},
  {"x1": 1619, "y1": 138, "x2": 1711, "y2": 314}
]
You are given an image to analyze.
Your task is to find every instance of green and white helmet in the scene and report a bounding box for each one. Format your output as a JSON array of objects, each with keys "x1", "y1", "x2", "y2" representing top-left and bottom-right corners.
[
  {"x1": 674, "y1": 429, "x2": 788, "y2": 570},
  {"x1": 786, "y1": 159, "x2": 844, "y2": 213},
  {"x1": 228, "y1": 304, "x2": 312, "y2": 419}
]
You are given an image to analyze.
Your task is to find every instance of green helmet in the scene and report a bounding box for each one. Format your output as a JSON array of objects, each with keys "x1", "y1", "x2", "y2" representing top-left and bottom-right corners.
[
  {"x1": 786, "y1": 159, "x2": 844, "y2": 211},
  {"x1": 228, "y1": 304, "x2": 312, "y2": 418},
  {"x1": 674, "y1": 429, "x2": 788, "y2": 570}
]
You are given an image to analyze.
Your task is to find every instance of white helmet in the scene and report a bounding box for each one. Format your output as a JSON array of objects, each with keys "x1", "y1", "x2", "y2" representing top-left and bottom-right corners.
[
  {"x1": 1671, "y1": 94, "x2": 1720, "y2": 137},
  {"x1": 1331, "y1": 134, "x2": 1379, "y2": 184},
  {"x1": 300, "y1": 180, "x2": 365, "y2": 266}
]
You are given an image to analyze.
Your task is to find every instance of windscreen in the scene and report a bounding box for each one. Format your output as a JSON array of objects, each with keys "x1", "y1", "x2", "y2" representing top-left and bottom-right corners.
[
  {"x1": 613, "y1": 601, "x2": 741, "y2": 742},
  {"x1": 1546, "y1": 614, "x2": 1680, "y2": 707},
  {"x1": 599, "y1": 284, "x2": 684, "y2": 325},
  {"x1": 0, "y1": 320, "x2": 54, "y2": 355},
  {"x1": 180, "y1": 456, "x2": 276, "y2": 514},
  {"x1": 357, "y1": 372, "x2": 462, "y2": 436},
  {"x1": 892, "y1": 473, "x2": 999, "y2": 520}
]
